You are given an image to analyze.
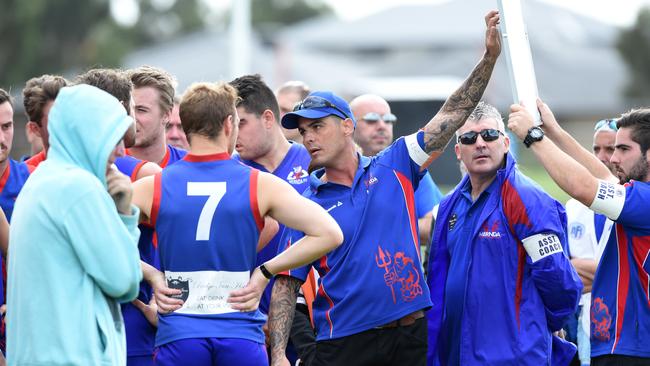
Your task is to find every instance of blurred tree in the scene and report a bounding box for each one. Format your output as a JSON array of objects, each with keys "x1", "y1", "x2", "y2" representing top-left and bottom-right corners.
[
  {"x1": 0, "y1": 0, "x2": 205, "y2": 91},
  {"x1": 0, "y1": 0, "x2": 331, "y2": 91},
  {"x1": 617, "y1": 6, "x2": 650, "y2": 101},
  {"x1": 251, "y1": 0, "x2": 332, "y2": 28}
]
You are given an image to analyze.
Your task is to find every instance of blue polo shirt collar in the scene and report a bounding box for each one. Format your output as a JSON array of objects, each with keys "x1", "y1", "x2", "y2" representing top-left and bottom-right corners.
[{"x1": 309, "y1": 153, "x2": 371, "y2": 192}]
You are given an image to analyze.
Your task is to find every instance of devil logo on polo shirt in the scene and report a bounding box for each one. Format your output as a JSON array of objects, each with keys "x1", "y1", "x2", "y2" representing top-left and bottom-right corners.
[
  {"x1": 287, "y1": 165, "x2": 308, "y2": 185},
  {"x1": 167, "y1": 276, "x2": 190, "y2": 302},
  {"x1": 591, "y1": 297, "x2": 612, "y2": 341},
  {"x1": 375, "y1": 245, "x2": 423, "y2": 303}
]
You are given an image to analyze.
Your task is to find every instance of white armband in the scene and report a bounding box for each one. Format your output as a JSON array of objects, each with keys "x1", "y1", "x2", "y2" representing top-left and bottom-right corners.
[
  {"x1": 522, "y1": 233, "x2": 563, "y2": 263},
  {"x1": 589, "y1": 180, "x2": 626, "y2": 220},
  {"x1": 405, "y1": 133, "x2": 430, "y2": 167}
]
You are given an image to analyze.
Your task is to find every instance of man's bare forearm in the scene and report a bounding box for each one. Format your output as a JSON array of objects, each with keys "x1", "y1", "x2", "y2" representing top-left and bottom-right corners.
[
  {"x1": 141, "y1": 261, "x2": 160, "y2": 284},
  {"x1": 268, "y1": 275, "x2": 301, "y2": 363},
  {"x1": 571, "y1": 258, "x2": 597, "y2": 292},
  {"x1": 423, "y1": 54, "x2": 497, "y2": 154},
  {"x1": 547, "y1": 128, "x2": 615, "y2": 181},
  {"x1": 527, "y1": 138, "x2": 600, "y2": 206},
  {"x1": 528, "y1": 99, "x2": 615, "y2": 182}
]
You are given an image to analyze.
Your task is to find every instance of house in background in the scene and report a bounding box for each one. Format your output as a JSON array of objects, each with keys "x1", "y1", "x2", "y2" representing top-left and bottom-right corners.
[{"x1": 123, "y1": 0, "x2": 630, "y2": 185}]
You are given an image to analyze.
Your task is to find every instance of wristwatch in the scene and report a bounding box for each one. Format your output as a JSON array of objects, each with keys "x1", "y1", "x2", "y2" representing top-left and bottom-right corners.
[
  {"x1": 523, "y1": 126, "x2": 544, "y2": 148},
  {"x1": 259, "y1": 264, "x2": 274, "y2": 280}
]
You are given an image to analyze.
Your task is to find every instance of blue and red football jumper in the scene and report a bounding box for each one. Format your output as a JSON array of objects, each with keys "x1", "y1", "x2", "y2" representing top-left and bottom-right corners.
[
  {"x1": 114, "y1": 155, "x2": 148, "y2": 182},
  {"x1": 590, "y1": 180, "x2": 650, "y2": 359},
  {"x1": 151, "y1": 152, "x2": 266, "y2": 360}
]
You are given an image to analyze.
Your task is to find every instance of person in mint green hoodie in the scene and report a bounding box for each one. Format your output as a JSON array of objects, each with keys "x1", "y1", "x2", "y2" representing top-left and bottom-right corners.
[{"x1": 6, "y1": 84, "x2": 143, "y2": 366}]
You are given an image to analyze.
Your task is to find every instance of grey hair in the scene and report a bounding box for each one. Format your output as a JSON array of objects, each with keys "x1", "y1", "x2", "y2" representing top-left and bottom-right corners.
[
  {"x1": 276, "y1": 80, "x2": 310, "y2": 99},
  {"x1": 456, "y1": 101, "x2": 505, "y2": 137}
]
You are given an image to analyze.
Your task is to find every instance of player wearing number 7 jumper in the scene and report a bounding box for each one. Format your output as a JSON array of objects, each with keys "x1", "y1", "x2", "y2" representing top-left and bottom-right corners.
[{"x1": 131, "y1": 82, "x2": 343, "y2": 366}]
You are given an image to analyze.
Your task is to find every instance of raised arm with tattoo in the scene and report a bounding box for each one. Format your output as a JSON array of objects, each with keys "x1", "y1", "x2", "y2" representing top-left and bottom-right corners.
[{"x1": 421, "y1": 11, "x2": 501, "y2": 156}]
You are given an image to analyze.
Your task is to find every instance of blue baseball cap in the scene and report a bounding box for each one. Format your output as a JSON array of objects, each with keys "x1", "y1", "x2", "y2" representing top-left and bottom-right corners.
[{"x1": 281, "y1": 91, "x2": 356, "y2": 129}]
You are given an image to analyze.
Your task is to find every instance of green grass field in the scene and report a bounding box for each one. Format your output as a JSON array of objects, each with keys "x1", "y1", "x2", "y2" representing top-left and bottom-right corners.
[{"x1": 517, "y1": 164, "x2": 571, "y2": 204}]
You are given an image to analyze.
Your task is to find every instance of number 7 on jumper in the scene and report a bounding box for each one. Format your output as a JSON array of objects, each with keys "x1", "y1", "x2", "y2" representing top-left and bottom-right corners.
[{"x1": 187, "y1": 182, "x2": 227, "y2": 241}]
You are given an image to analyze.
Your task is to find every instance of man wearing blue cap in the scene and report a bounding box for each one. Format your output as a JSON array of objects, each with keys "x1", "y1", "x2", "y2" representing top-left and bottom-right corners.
[{"x1": 267, "y1": 10, "x2": 501, "y2": 366}]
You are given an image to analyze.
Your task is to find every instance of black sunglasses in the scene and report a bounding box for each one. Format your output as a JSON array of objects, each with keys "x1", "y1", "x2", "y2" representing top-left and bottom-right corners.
[
  {"x1": 457, "y1": 129, "x2": 504, "y2": 145},
  {"x1": 594, "y1": 119, "x2": 617, "y2": 132},
  {"x1": 361, "y1": 112, "x2": 397, "y2": 124},
  {"x1": 294, "y1": 96, "x2": 350, "y2": 119}
]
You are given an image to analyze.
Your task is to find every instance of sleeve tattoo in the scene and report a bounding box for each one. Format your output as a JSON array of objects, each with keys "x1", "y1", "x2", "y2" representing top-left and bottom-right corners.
[
  {"x1": 423, "y1": 55, "x2": 497, "y2": 154},
  {"x1": 268, "y1": 275, "x2": 302, "y2": 360}
]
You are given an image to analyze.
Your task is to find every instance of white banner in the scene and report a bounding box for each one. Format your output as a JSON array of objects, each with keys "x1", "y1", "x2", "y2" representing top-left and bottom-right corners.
[{"x1": 166, "y1": 270, "x2": 250, "y2": 315}]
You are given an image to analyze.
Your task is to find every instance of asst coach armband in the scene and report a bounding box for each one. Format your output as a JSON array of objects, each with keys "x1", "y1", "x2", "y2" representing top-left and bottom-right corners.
[
  {"x1": 405, "y1": 133, "x2": 430, "y2": 166},
  {"x1": 589, "y1": 180, "x2": 626, "y2": 220},
  {"x1": 522, "y1": 233, "x2": 563, "y2": 263}
]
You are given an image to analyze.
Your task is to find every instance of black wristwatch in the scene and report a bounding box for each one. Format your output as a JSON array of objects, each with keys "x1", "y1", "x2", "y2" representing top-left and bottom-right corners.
[
  {"x1": 523, "y1": 126, "x2": 544, "y2": 148},
  {"x1": 259, "y1": 264, "x2": 274, "y2": 280}
]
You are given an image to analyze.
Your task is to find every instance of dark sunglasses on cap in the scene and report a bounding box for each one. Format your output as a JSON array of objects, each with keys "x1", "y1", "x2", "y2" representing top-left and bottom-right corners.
[
  {"x1": 457, "y1": 129, "x2": 504, "y2": 145},
  {"x1": 361, "y1": 112, "x2": 397, "y2": 124},
  {"x1": 594, "y1": 119, "x2": 617, "y2": 131},
  {"x1": 293, "y1": 96, "x2": 350, "y2": 119}
]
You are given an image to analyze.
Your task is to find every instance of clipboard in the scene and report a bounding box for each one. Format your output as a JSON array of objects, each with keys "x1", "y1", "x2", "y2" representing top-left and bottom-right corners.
[{"x1": 497, "y1": 0, "x2": 541, "y2": 125}]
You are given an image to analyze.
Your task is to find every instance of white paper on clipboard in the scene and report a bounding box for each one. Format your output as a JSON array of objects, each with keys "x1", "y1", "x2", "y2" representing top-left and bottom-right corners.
[{"x1": 497, "y1": 0, "x2": 541, "y2": 125}]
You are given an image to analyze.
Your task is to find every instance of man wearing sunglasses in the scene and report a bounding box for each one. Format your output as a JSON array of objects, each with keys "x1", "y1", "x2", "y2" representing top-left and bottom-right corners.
[
  {"x1": 565, "y1": 119, "x2": 617, "y2": 366},
  {"x1": 427, "y1": 101, "x2": 581, "y2": 365},
  {"x1": 268, "y1": 10, "x2": 502, "y2": 366},
  {"x1": 351, "y1": 94, "x2": 444, "y2": 247},
  {"x1": 509, "y1": 100, "x2": 650, "y2": 366}
]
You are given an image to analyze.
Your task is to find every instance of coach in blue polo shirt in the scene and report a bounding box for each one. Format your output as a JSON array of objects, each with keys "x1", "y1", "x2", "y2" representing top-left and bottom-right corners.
[{"x1": 267, "y1": 11, "x2": 501, "y2": 366}]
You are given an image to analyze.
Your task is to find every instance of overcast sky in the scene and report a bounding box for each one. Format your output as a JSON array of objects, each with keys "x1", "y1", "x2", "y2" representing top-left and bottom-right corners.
[
  {"x1": 111, "y1": 0, "x2": 650, "y2": 28},
  {"x1": 325, "y1": 0, "x2": 650, "y2": 26}
]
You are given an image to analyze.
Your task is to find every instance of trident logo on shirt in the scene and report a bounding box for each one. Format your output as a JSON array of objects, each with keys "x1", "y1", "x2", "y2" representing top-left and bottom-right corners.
[
  {"x1": 376, "y1": 245, "x2": 423, "y2": 304},
  {"x1": 376, "y1": 246, "x2": 397, "y2": 303}
]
